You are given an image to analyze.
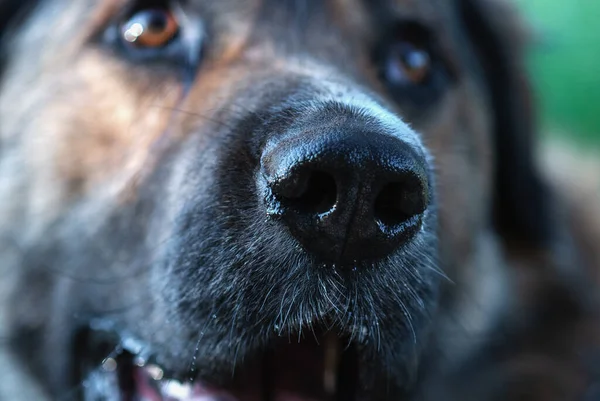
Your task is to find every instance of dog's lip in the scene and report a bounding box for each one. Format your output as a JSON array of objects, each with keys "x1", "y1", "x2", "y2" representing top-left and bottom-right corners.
[
  {"x1": 77, "y1": 319, "x2": 359, "y2": 401},
  {"x1": 89, "y1": 355, "x2": 245, "y2": 401}
]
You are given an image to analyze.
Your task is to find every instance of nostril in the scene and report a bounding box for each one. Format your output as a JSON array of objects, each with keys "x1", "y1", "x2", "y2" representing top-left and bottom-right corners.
[
  {"x1": 374, "y1": 179, "x2": 426, "y2": 228},
  {"x1": 261, "y1": 120, "x2": 432, "y2": 262},
  {"x1": 280, "y1": 171, "x2": 337, "y2": 215}
]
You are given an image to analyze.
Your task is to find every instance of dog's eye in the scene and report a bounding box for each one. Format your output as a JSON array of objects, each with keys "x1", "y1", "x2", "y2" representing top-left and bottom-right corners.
[
  {"x1": 101, "y1": 1, "x2": 204, "y2": 74},
  {"x1": 375, "y1": 22, "x2": 452, "y2": 112},
  {"x1": 385, "y1": 42, "x2": 431, "y2": 86},
  {"x1": 121, "y1": 9, "x2": 179, "y2": 48}
]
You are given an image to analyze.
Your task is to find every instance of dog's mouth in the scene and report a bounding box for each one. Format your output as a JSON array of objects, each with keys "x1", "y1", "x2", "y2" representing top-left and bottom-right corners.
[{"x1": 76, "y1": 324, "x2": 360, "y2": 401}]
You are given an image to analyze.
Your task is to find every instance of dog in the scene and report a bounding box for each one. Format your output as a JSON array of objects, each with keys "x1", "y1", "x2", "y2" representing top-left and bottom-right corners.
[{"x1": 1, "y1": 0, "x2": 599, "y2": 400}]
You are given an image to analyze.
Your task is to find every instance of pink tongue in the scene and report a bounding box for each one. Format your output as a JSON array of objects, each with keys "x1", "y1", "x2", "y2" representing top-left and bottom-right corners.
[
  {"x1": 132, "y1": 336, "x2": 327, "y2": 401},
  {"x1": 133, "y1": 367, "x2": 239, "y2": 401},
  {"x1": 133, "y1": 363, "x2": 322, "y2": 401}
]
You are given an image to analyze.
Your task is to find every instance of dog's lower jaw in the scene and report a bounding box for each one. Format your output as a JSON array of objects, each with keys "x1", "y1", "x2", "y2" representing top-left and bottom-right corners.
[
  {"x1": 75, "y1": 317, "x2": 435, "y2": 401},
  {"x1": 3, "y1": 225, "x2": 440, "y2": 401}
]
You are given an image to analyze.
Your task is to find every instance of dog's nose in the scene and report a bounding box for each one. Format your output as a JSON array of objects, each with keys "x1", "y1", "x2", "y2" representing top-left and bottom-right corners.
[{"x1": 260, "y1": 111, "x2": 430, "y2": 263}]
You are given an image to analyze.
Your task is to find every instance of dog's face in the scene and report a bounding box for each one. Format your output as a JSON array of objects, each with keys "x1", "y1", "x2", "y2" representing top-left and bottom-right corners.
[{"x1": 0, "y1": 0, "x2": 549, "y2": 400}]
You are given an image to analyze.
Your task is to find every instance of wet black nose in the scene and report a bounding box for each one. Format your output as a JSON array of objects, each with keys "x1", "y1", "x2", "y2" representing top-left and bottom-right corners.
[{"x1": 260, "y1": 112, "x2": 431, "y2": 263}]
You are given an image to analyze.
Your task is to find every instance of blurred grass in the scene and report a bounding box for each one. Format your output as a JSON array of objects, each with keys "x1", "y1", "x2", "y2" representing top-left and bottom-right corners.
[{"x1": 514, "y1": 0, "x2": 600, "y2": 146}]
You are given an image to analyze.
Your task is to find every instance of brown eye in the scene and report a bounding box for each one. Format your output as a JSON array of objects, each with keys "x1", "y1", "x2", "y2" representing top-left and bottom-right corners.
[
  {"x1": 121, "y1": 9, "x2": 179, "y2": 48},
  {"x1": 376, "y1": 22, "x2": 450, "y2": 110},
  {"x1": 387, "y1": 42, "x2": 431, "y2": 85}
]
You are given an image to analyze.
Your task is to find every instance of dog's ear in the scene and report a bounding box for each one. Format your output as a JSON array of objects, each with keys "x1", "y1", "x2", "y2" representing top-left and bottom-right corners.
[{"x1": 457, "y1": 0, "x2": 554, "y2": 246}]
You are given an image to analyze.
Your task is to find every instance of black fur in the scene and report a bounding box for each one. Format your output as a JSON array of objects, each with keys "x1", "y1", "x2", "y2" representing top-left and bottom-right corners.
[
  {"x1": 0, "y1": 1, "x2": 37, "y2": 70},
  {"x1": 457, "y1": 0, "x2": 555, "y2": 246}
]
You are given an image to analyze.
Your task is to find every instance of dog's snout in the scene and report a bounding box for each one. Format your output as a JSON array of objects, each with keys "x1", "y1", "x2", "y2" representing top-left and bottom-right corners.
[{"x1": 260, "y1": 110, "x2": 430, "y2": 263}]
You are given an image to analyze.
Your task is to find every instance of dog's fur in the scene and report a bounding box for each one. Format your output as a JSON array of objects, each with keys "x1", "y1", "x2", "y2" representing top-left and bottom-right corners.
[{"x1": 1, "y1": 0, "x2": 599, "y2": 400}]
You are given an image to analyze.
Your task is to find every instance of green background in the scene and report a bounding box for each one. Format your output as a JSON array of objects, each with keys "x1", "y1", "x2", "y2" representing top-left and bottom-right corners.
[{"x1": 515, "y1": 0, "x2": 600, "y2": 146}]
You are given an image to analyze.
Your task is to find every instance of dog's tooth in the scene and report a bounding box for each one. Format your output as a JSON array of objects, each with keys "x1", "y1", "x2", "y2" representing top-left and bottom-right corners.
[
  {"x1": 324, "y1": 332, "x2": 339, "y2": 396},
  {"x1": 145, "y1": 364, "x2": 164, "y2": 381},
  {"x1": 101, "y1": 357, "x2": 117, "y2": 372},
  {"x1": 161, "y1": 380, "x2": 193, "y2": 399}
]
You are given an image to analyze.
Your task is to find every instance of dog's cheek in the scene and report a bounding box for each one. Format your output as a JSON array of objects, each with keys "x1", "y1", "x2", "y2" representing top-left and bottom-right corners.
[
  {"x1": 53, "y1": 53, "x2": 185, "y2": 195},
  {"x1": 422, "y1": 82, "x2": 493, "y2": 272},
  {"x1": 1, "y1": 48, "x2": 186, "y2": 229}
]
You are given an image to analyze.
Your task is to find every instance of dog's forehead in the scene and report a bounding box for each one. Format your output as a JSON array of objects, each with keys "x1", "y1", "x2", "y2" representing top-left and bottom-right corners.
[
  {"x1": 184, "y1": 0, "x2": 456, "y2": 72},
  {"x1": 192, "y1": 0, "x2": 439, "y2": 20},
  {"x1": 195, "y1": 0, "x2": 448, "y2": 33},
  {"x1": 87, "y1": 0, "x2": 450, "y2": 39}
]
